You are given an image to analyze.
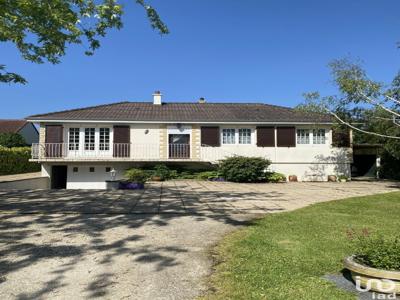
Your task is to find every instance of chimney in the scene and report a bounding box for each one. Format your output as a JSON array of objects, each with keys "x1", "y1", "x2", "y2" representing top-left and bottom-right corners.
[
  {"x1": 198, "y1": 97, "x2": 206, "y2": 104},
  {"x1": 153, "y1": 90, "x2": 162, "y2": 105}
]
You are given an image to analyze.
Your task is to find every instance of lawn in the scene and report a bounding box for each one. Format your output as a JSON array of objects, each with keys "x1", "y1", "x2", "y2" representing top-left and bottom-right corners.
[{"x1": 205, "y1": 192, "x2": 400, "y2": 300}]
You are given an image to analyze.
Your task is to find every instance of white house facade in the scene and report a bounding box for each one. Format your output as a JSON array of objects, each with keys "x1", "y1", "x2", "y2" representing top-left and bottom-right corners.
[{"x1": 27, "y1": 92, "x2": 352, "y2": 189}]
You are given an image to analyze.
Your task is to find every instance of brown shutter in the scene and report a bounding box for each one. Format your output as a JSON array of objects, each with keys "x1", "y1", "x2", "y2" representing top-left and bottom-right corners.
[
  {"x1": 256, "y1": 127, "x2": 275, "y2": 147},
  {"x1": 45, "y1": 125, "x2": 63, "y2": 157},
  {"x1": 113, "y1": 126, "x2": 130, "y2": 157},
  {"x1": 277, "y1": 127, "x2": 296, "y2": 147},
  {"x1": 201, "y1": 126, "x2": 220, "y2": 147},
  {"x1": 332, "y1": 128, "x2": 350, "y2": 147}
]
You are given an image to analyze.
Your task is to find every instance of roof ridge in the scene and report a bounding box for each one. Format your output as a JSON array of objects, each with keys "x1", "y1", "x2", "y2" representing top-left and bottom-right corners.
[
  {"x1": 125, "y1": 101, "x2": 294, "y2": 110},
  {"x1": 26, "y1": 101, "x2": 130, "y2": 119}
]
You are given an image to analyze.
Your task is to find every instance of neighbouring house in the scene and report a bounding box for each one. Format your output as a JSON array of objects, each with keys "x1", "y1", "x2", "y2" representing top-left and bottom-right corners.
[
  {"x1": 0, "y1": 119, "x2": 39, "y2": 145},
  {"x1": 26, "y1": 92, "x2": 352, "y2": 189}
]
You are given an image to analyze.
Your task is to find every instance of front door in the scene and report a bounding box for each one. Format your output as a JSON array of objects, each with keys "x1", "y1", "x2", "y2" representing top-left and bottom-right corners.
[
  {"x1": 51, "y1": 165, "x2": 67, "y2": 189},
  {"x1": 168, "y1": 134, "x2": 190, "y2": 159}
]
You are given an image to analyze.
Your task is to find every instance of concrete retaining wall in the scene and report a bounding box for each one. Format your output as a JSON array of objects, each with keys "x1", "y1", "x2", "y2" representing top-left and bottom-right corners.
[{"x1": 0, "y1": 177, "x2": 50, "y2": 189}]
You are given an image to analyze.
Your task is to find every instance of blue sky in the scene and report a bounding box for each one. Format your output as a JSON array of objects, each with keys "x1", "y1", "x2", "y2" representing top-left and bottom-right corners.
[{"x1": 1, "y1": 0, "x2": 400, "y2": 119}]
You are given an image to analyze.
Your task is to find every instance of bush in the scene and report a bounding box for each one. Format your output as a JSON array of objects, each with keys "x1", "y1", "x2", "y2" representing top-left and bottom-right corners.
[
  {"x1": 348, "y1": 229, "x2": 400, "y2": 271},
  {"x1": 218, "y1": 156, "x2": 271, "y2": 182},
  {"x1": 265, "y1": 172, "x2": 286, "y2": 183},
  {"x1": 152, "y1": 164, "x2": 172, "y2": 180},
  {"x1": 380, "y1": 151, "x2": 400, "y2": 180},
  {"x1": 0, "y1": 133, "x2": 26, "y2": 148},
  {"x1": 196, "y1": 171, "x2": 220, "y2": 180},
  {"x1": 124, "y1": 168, "x2": 148, "y2": 184},
  {"x1": 176, "y1": 171, "x2": 197, "y2": 179},
  {"x1": 0, "y1": 146, "x2": 40, "y2": 175}
]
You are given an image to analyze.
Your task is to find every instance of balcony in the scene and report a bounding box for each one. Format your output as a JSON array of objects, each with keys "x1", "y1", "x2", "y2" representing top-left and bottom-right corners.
[{"x1": 31, "y1": 143, "x2": 197, "y2": 161}]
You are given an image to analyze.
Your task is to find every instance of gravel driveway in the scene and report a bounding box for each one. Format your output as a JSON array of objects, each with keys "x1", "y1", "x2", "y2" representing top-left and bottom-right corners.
[{"x1": 0, "y1": 180, "x2": 398, "y2": 299}]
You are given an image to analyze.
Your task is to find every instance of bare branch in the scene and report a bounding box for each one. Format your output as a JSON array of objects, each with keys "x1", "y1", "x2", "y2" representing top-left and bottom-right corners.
[
  {"x1": 358, "y1": 91, "x2": 400, "y2": 118},
  {"x1": 384, "y1": 94, "x2": 400, "y2": 106},
  {"x1": 329, "y1": 111, "x2": 400, "y2": 139}
]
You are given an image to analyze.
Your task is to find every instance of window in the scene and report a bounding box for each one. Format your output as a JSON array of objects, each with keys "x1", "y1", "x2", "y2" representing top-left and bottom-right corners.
[
  {"x1": 69, "y1": 128, "x2": 80, "y2": 150},
  {"x1": 99, "y1": 128, "x2": 110, "y2": 151},
  {"x1": 313, "y1": 129, "x2": 326, "y2": 144},
  {"x1": 239, "y1": 129, "x2": 251, "y2": 144},
  {"x1": 105, "y1": 167, "x2": 111, "y2": 172},
  {"x1": 89, "y1": 167, "x2": 95, "y2": 172},
  {"x1": 222, "y1": 129, "x2": 236, "y2": 144},
  {"x1": 84, "y1": 128, "x2": 95, "y2": 150},
  {"x1": 297, "y1": 129, "x2": 310, "y2": 144},
  {"x1": 73, "y1": 167, "x2": 78, "y2": 173}
]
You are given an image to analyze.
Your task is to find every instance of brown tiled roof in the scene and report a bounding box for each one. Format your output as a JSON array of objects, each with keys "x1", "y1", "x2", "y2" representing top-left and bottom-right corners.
[
  {"x1": 0, "y1": 120, "x2": 28, "y2": 133},
  {"x1": 26, "y1": 101, "x2": 332, "y2": 123}
]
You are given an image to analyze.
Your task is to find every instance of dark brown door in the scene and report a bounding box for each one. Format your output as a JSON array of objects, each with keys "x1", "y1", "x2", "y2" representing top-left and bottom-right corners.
[
  {"x1": 51, "y1": 165, "x2": 67, "y2": 189},
  {"x1": 45, "y1": 125, "x2": 63, "y2": 157},
  {"x1": 113, "y1": 126, "x2": 130, "y2": 157}
]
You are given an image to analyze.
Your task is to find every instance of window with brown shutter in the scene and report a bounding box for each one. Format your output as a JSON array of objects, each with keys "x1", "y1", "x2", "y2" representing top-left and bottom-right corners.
[
  {"x1": 45, "y1": 125, "x2": 63, "y2": 157},
  {"x1": 277, "y1": 127, "x2": 296, "y2": 147},
  {"x1": 201, "y1": 126, "x2": 220, "y2": 147},
  {"x1": 256, "y1": 127, "x2": 275, "y2": 147},
  {"x1": 113, "y1": 125, "x2": 130, "y2": 157}
]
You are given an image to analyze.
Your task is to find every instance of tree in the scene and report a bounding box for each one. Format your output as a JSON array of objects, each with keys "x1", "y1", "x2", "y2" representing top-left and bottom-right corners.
[
  {"x1": 296, "y1": 58, "x2": 400, "y2": 179},
  {"x1": 0, "y1": 0, "x2": 168, "y2": 84},
  {"x1": 297, "y1": 58, "x2": 400, "y2": 141},
  {"x1": 0, "y1": 133, "x2": 27, "y2": 147}
]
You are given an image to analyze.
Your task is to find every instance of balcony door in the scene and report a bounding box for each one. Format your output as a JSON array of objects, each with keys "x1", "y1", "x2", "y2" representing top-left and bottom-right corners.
[
  {"x1": 168, "y1": 134, "x2": 190, "y2": 159},
  {"x1": 84, "y1": 128, "x2": 96, "y2": 157}
]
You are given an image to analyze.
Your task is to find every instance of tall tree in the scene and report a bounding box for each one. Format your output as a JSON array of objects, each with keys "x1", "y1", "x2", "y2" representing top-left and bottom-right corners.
[{"x1": 0, "y1": 0, "x2": 168, "y2": 84}]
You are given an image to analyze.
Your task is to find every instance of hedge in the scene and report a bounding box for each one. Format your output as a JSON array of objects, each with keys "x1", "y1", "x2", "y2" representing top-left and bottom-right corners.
[{"x1": 0, "y1": 146, "x2": 40, "y2": 175}]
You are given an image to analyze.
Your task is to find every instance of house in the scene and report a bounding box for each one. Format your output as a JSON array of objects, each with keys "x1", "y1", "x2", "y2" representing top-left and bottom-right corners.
[
  {"x1": 26, "y1": 92, "x2": 352, "y2": 189},
  {"x1": 0, "y1": 119, "x2": 39, "y2": 145}
]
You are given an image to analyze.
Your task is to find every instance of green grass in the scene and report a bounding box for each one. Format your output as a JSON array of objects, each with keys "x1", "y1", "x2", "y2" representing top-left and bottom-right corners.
[{"x1": 205, "y1": 192, "x2": 400, "y2": 300}]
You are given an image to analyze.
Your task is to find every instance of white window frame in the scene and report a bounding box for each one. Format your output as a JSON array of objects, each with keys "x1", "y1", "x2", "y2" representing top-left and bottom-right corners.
[
  {"x1": 222, "y1": 128, "x2": 236, "y2": 144},
  {"x1": 68, "y1": 128, "x2": 80, "y2": 150},
  {"x1": 84, "y1": 128, "x2": 96, "y2": 151},
  {"x1": 99, "y1": 127, "x2": 110, "y2": 151},
  {"x1": 296, "y1": 129, "x2": 310, "y2": 144},
  {"x1": 65, "y1": 125, "x2": 113, "y2": 157},
  {"x1": 313, "y1": 129, "x2": 326, "y2": 144},
  {"x1": 221, "y1": 128, "x2": 254, "y2": 145},
  {"x1": 238, "y1": 128, "x2": 252, "y2": 144}
]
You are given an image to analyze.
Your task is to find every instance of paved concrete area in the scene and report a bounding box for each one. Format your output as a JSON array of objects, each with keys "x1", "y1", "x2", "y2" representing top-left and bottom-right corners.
[{"x1": 0, "y1": 181, "x2": 398, "y2": 299}]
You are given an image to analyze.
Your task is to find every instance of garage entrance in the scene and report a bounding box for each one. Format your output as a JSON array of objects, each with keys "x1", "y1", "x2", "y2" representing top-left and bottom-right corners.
[{"x1": 51, "y1": 165, "x2": 67, "y2": 189}]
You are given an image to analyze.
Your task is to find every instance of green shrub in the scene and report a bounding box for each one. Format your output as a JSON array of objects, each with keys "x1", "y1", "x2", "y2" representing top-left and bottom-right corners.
[
  {"x1": 0, "y1": 146, "x2": 40, "y2": 175},
  {"x1": 176, "y1": 171, "x2": 197, "y2": 179},
  {"x1": 265, "y1": 172, "x2": 286, "y2": 183},
  {"x1": 196, "y1": 171, "x2": 220, "y2": 180},
  {"x1": 218, "y1": 156, "x2": 271, "y2": 182},
  {"x1": 152, "y1": 164, "x2": 171, "y2": 180},
  {"x1": 169, "y1": 170, "x2": 178, "y2": 179},
  {"x1": 348, "y1": 229, "x2": 400, "y2": 271},
  {"x1": 0, "y1": 133, "x2": 26, "y2": 148},
  {"x1": 124, "y1": 168, "x2": 148, "y2": 184}
]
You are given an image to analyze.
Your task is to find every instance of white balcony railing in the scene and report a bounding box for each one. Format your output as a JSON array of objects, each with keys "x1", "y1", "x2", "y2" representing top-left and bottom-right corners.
[
  {"x1": 31, "y1": 143, "x2": 131, "y2": 160},
  {"x1": 31, "y1": 143, "x2": 247, "y2": 162},
  {"x1": 168, "y1": 144, "x2": 190, "y2": 159}
]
